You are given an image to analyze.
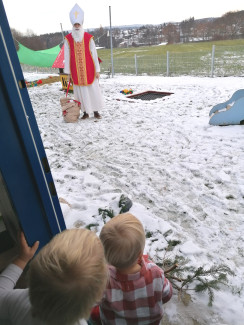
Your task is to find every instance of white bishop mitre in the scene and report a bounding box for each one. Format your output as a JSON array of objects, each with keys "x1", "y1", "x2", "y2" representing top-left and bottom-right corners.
[{"x1": 69, "y1": 3, "x2": 84, "y2": 25}]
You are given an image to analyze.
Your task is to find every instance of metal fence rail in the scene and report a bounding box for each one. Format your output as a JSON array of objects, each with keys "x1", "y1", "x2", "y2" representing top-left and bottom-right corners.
[
  {"x1": 20, "y1": 45, "x2": 244, "y2": 78},
  {"x1": 100, "y1": 45, "x2": 244, "y2": 77}
]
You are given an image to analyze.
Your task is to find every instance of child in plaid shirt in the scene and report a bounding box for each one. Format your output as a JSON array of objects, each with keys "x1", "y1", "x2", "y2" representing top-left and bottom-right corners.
[{"x1": 92, "y1": 212, "x2": 172, "y2": 325}]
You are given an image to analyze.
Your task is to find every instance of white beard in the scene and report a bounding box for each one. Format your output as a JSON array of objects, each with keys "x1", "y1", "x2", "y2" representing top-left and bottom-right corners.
[{"x1": 71, "y1": 26, "x2": 84, "y2": 43}]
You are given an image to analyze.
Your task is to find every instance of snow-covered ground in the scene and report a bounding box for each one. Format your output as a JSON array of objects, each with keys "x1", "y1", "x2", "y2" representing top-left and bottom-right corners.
[{"x1": 25, "y1": 73, "x2": 244, "y2": 325}]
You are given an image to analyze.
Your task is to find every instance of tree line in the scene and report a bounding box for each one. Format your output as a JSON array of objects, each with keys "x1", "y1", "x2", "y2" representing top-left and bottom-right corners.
[{"x1": 11, "y1": 10, "x2": 244, "y2": 51}]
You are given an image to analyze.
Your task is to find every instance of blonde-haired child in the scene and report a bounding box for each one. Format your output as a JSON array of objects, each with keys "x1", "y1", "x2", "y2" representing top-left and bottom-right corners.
[
  {"x1": 96, "y1": 213, "x2": 172, "y2": 325},
  {"x1": 0, "y1": 229, "x2": 107, "y2": 325}
]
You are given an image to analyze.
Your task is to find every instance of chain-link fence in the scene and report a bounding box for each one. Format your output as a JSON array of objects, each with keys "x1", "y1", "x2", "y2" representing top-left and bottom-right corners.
[
  {"x1": 21, "y1": 64, "x2": 59, "y2": 75},
  {"x1": 20, "y1": 45, "x2": 244, "y2": 78},
  {"x1": 100, "y1": 45, "x2": 244, "y2": 77}
]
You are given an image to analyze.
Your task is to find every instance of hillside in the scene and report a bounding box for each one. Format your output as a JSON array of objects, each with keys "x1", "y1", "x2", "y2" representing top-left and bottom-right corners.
[
  {"x1": 11, "y1": 10, "x2": 244, "y2": 51},
  {"x1": 97, "y1": 39, "x2": 244, "y2": 59}
]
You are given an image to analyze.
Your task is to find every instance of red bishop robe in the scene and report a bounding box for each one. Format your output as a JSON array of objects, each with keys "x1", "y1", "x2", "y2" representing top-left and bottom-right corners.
[{"x1": 65, "y1": 32, "x2": 95, "y2": 86}]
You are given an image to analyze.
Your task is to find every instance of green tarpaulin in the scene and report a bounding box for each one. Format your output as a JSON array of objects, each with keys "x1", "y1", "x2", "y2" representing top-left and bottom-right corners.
[{"x1": 17, "y1": 42, "x2": 61, "y2": 67}]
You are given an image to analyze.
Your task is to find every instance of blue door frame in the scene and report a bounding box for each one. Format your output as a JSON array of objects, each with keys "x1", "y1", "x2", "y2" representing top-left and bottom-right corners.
[{"x1": 0, "y1": 0, "x2": 66, "y2": 251}]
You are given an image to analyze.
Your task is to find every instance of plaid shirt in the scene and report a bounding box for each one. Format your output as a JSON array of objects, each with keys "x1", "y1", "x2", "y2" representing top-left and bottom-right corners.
[{"x1": 99, "y1": 256, "x2": 173, "y2": 325}]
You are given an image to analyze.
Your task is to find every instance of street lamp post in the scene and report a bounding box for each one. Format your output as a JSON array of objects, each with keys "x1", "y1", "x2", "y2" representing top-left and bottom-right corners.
[{"x1": 109, "y1": 6, "x2": 114, "y2": 77}]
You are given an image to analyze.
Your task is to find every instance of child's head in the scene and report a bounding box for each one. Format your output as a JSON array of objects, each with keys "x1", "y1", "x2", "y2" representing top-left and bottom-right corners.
[
  {"x1": 28, "y1": 228, "x2": 107, "y2": 325},
  {"x1": 99, "y1": 213, "x2": 145, "y2": 270}
]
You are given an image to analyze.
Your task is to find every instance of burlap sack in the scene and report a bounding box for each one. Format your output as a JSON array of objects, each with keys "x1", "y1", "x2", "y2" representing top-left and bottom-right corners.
[{"x1": 60, "y1": 97, "x2": 80, "y2": 123}]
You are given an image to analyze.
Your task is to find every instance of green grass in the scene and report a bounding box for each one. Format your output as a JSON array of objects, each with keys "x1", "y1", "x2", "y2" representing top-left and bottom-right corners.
[
  {"x1": 98, "y1": 39, "x2": 244, "y2": 59},
  {"x1": 98, "y1": 39, "x2": 244, "y2": 77}
]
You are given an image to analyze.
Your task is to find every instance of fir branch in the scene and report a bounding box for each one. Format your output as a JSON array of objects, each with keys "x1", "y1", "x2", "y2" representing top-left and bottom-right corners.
[
  {"x1": 98, "y1": 208, "x2": 114, "y2": 222},
  {"x1": 85, "y1": 223, "x2": 99, "y2": 230},
  {"x1": 166, "y1": 275, "x2": 182, "y2": 282},
  {"x1": 158, "y1": 258, "x2": 234, "y2": 306},
  {"x1": 165, "y1": 263, "x2": 179, "y2": 274}
]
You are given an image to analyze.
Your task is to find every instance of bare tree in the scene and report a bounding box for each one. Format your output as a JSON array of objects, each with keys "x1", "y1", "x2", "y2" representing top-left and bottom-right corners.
[{"x1": 162, "y1": 23, "x2": 180, "y2": 44}]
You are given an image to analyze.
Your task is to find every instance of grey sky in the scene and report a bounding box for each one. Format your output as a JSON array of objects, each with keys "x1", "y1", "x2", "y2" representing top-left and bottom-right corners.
[{"x1": 2, "y1": 0, "x2": 244, "y2": 35}]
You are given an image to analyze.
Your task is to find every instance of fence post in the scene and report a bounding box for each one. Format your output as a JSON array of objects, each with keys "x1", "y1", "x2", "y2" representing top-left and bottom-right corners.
[
  {"x1": 166, "y1": 51, "x2": 170, "y2": 76},
  {"x1": 135, "y1": 54, "x2": 138, "y2": 76},
  {"x1": 211, "y1": 45, "x2": 215, "y2": 78}
]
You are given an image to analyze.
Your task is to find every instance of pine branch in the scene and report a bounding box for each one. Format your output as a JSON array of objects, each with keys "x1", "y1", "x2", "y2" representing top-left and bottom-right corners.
[
  {"x1": 85, "y1": 223, "x2": 99, "y2": 230},
  {"x1": 166, "y1": 275, "x2": 182, "y2": 282},
  {"x1": 165, "y1": 263, "x2": 179, "y2": 274},
  {"x1": 157, "y1": 255, "x2": 234, "y2": 307},
  {"x1": 98, "y1": 208, "x2": 114, "y2": 222}
]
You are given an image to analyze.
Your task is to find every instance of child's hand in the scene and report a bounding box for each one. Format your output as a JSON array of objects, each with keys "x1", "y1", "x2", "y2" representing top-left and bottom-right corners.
[{"x1": 14, "y1": 232, "x2": 39, "y2": 270}]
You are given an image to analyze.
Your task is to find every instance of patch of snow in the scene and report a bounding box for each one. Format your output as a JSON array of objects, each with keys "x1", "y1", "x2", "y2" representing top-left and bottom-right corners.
[{"x1": 26, "y1": 74, "x2": 244, "y2": 325}]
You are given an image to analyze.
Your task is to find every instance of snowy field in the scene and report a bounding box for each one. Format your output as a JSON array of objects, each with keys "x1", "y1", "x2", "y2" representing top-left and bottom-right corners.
[{"x1": 25, "y1": 73, "x2": 244, "y2": 325}]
